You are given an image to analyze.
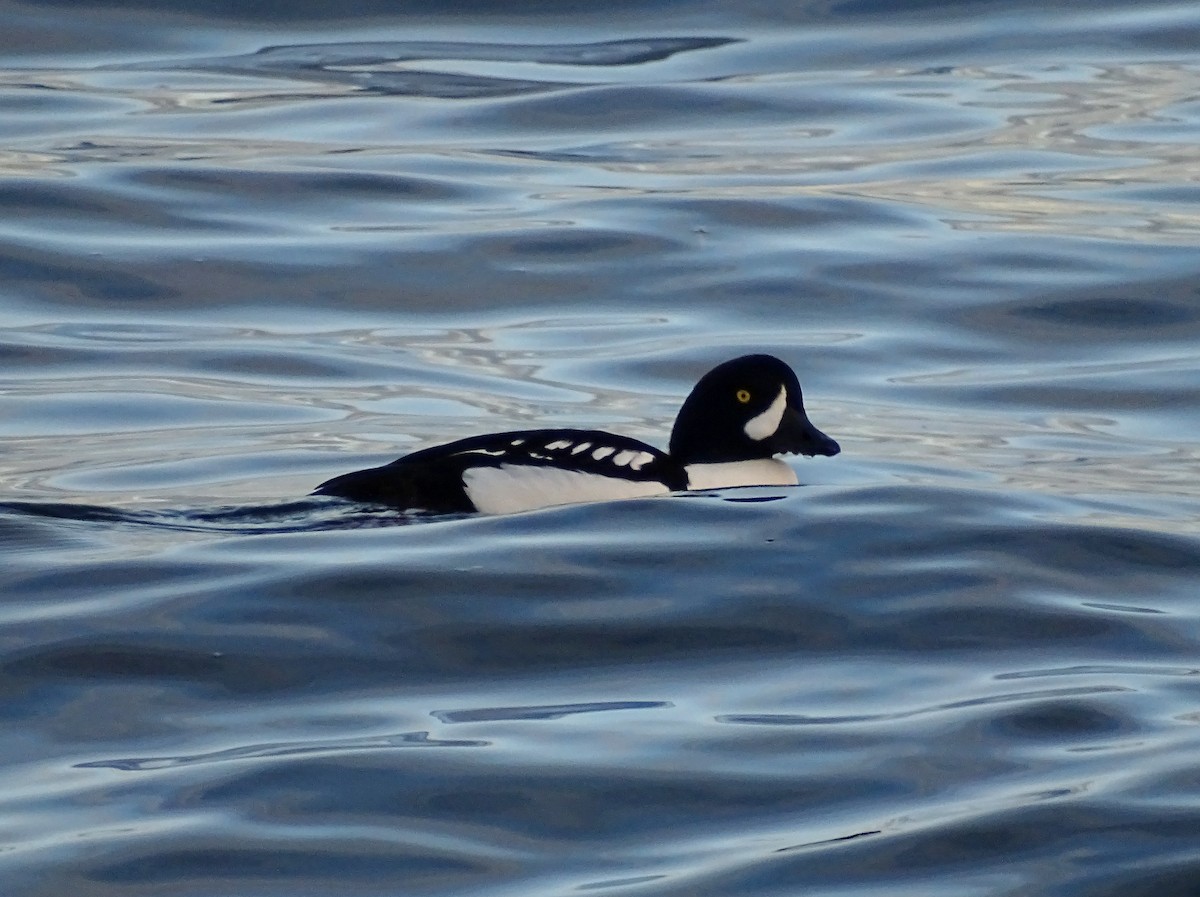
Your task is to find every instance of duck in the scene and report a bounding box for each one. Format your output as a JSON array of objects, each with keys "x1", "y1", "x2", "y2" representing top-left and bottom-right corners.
[{"x1": 313, "y1": 353, "x2": 840, "y2": 515}]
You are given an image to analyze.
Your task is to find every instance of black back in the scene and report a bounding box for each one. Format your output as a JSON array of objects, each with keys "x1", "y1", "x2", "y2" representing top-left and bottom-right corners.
[{"x1": 314, "y1": 428, "x2": 687, "y2": 511}]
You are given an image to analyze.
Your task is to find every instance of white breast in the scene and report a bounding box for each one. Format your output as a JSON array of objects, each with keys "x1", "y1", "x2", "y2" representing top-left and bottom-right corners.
[
  {"x1": 684, "y1": 459, "x2": 798, "y2": 490},
  {"x1": 462, "y1": 465, "x2": 670, "y2": 515}
]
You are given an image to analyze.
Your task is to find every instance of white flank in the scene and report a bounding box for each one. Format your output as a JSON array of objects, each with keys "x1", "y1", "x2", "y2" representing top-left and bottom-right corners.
[
  {"x1": 685, "y1": 459, "x2": 798, "y2": 490},
  {"x1": 591, "y1": 446, "x2": 616, "y2": 460},
  {"x1": 463, "y1": 465, "x2": 669, "y2": 515},
  {"x1": 743, "y1": 386, "x2": 788, "y2": 441}
]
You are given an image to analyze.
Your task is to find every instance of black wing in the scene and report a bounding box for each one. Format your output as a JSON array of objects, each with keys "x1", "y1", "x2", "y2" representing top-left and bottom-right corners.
[{"x1": 314, "y1": 428, "x2": 686, "y2": 512}]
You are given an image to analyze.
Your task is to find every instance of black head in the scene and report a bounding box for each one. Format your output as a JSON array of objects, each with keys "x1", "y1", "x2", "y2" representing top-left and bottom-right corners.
[{"x1": 668, "y1": 354, "x2": 841, "y2": 465}]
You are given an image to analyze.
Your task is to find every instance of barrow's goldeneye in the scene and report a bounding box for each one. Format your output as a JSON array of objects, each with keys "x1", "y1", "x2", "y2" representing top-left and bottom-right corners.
[{"x1": 314, "y1": 353, "x2": 840, "y2": 515}]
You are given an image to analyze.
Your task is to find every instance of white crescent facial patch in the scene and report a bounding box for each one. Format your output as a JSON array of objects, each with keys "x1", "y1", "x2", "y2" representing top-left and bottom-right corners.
[{"x1": 743, "y1": 386, "x2": 788, "y2": 441}]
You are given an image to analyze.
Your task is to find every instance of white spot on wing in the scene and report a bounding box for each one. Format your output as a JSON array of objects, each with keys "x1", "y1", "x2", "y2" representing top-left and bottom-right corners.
[
  {"x1": 546, "y1": 439, "x2": 572, "y2": 450},
  {"x1": 612, "y1": 450, "x2": 636, "y2": 467},
  {"x1": 592, "y1": 446, "x2": 615, "y2": 460},
  {"x1": 455, "y1": 447, "x2": 506, "y2": 457},
  {"x1": 463, "y1": 465, "x2": 669, "y2": 515},
  {"x1": 630, "y1": 451, "x2": 656, "y2": 470},
  {"x1": 743, "y1": 386, "x2": 788, "y2": 441},
  {"x1": 685, "y1": 459, "x2": 798, "y2": 490},
  {"x1": 510, "y1": 439, "x2": 525, "y2": 446},
  {"x1": 571, "y1": 442, "x2": 592, "y2": 455}
]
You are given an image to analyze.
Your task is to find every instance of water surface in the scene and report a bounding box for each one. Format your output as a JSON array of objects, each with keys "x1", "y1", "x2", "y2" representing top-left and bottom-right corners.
[{"x1": 2, "y1": 1, "x2": 1200, "y2": 895}]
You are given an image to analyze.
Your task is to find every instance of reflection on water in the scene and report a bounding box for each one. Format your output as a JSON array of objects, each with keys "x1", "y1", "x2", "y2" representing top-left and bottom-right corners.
[{"x1": 2, "y1": 2, "x2": 1200, "y2": 896}]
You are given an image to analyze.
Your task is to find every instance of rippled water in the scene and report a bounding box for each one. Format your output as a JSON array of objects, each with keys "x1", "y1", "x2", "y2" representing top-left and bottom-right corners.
[{"x1": 3, "y1": 2, "x2": 1200, "y2": 895}]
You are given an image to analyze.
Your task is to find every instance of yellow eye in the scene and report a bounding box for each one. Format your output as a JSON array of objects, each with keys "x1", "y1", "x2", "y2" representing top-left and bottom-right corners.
[{"x1": 736, "y1": 388, "x2": 752, "y2": 404}]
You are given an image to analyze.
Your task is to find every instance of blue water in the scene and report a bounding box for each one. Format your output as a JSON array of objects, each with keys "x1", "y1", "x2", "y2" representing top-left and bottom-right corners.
[{"x1": 3, "y1": 2, "x2": 1200, "y2": 895}]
